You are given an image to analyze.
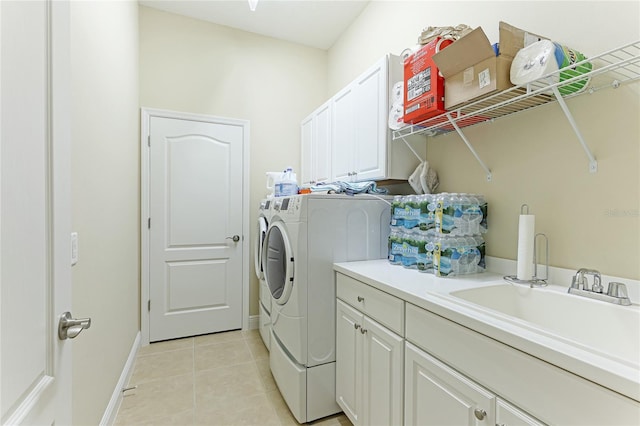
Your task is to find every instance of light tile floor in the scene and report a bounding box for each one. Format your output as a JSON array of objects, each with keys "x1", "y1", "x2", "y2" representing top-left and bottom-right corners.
[{"x1": 114, "y1": 329, "x2": 352, "y2": 426}]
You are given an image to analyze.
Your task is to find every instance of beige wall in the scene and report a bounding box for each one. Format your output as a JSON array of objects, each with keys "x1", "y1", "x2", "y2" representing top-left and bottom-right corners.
[
  {"x1": 139, "y1": 6, "x2": 328, "y2": 316},
  {"x1": 70, "y1": 1, "x2": 140, "y2": 424},
  {"x1": 329, "y1": 1, "x2": 640, "y2": 279}
]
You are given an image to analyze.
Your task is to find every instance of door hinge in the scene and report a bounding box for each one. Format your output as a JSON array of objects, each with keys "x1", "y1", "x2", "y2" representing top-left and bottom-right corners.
[
  {"x1": 148, "y1": 300, "x2": 151, "y2": 311},
  {"x1": 147, "y1": 135, "x2": 150, "y2": 147},
  {"x1": 148, "y1": 218, "x2": 151, "y2": 229}
]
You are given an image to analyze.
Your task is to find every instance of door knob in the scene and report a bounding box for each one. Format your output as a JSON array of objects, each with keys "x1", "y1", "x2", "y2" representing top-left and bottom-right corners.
[
  {"x1": 58, "y1": 311, "x2": 91, "y2": 340},
  {"x1": 226, "y1": 235, "x2": 240, "y2": 242}
]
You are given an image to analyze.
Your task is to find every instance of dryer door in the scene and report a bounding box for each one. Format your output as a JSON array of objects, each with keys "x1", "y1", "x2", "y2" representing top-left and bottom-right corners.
[
  {"x1": 254, "y1": 215, "x2": 268, "y2": 280},
  {"x1": 263, "y1": 221, "x2": 294, "y2": 305}
]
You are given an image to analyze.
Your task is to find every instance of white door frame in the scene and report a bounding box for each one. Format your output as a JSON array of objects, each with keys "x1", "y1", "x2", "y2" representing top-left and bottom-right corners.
[{"x1": 140, "y1": 107, "x2": 250, "y2": 345}]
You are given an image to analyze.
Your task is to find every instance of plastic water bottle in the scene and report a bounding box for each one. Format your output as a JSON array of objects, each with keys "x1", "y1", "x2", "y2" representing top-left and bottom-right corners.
[
  {"x1": 451, "y1": 193, "x2": 465, "y2": 236},
  {"x1": 418, "y1": 194, "x2": 436, "y2": 235},
  {"x1": 434, "y1": 236, "x2": 448, "y2": 276},
  {"x1": 417, "y1": 236, "x2": 436, "y2": 273},
  {"x1": 401, "y1": 232, "x2": 419, "y2": 269},
  {"x1": 391, "y1": 196, "x2": 405, "y2": 228},
  {"x1": 477, "y1": 194, "x2": 488, "y2": 234},
  {"x1": 464, "y1": 194, "x2": 481, "y2": 235},
  {"x1": 449, "y1": 237, "x2": 463, "y2": 276},
  {"x1": 388, "y1": 229, "x2": 403, "y2": 265},
  {"x1": 403, "y1": 195, "x2": 420, "y2": 233},
  {"x1": 455, "y1": 236, "x2": 475, "y2": 275},
  {"x1": 474, "y1": 234, "x2": 486, "y2": 271},
  {"x1": 435, "y1": 193, "x2": 450, "y2": 234}
]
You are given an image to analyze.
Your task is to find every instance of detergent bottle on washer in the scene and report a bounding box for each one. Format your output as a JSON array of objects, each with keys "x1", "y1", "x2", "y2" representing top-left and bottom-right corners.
[{"x1": 275, "y1": 167, "x2": 298, "y2": 197}]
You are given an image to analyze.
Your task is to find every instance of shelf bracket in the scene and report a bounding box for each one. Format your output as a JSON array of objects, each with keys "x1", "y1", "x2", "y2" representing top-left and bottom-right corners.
[
  {"x1": 400, "y1": 136, "x2": 426, "y2": 163},
  {"x1": 446, "y1": 113, "x2": 492, "y2": 181},
  {"x1": 550, "y1": 84, "x2": 598, "y2": 173}
]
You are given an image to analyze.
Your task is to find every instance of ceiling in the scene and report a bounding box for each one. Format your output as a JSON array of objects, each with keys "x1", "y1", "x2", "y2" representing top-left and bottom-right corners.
[{"x1": 139, "y1": 0, "x2": 370, "y2": 50}]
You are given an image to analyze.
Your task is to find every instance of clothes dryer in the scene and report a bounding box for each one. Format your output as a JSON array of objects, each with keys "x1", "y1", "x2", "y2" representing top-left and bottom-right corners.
[
  {"x1": 263, "y1": 193, "x2": 390, "y2": 423},
  {"x1": 255, "y1": 198, "x2": 273, "y2": 350}
]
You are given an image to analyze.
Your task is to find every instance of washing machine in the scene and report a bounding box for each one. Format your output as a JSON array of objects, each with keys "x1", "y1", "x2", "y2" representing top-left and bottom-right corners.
[
  {"x1": 263, "y1": 193, "x2": 390, "y2": 423},
  {"x1": 255, "y1": 198, "x2": 273, "y2": 350}
]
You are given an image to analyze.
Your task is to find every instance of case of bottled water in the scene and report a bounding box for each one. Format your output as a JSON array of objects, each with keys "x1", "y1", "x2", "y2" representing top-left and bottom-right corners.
[
  {"x1": 435, "y1": 193, "x2": 487, "y2": 235},
  {"x1": 390, "y1": 193, "x2": 487, "y2": 236},
  {"x1": 388, "y1": 193, "x2": 487, "y2": 276}
]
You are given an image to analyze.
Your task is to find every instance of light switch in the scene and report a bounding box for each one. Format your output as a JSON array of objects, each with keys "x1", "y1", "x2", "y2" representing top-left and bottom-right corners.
[{"x1": 71, "y1": 232, "x2": 78, "y2": 266}]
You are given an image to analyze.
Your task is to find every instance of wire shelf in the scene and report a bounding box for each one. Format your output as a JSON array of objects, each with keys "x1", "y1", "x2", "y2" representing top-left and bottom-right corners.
[{"x1": 392, "y1": 40, "x2": 640, "y2": 140}]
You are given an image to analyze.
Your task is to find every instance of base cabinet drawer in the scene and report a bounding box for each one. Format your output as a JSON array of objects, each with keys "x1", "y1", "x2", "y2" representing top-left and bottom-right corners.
[{"x1": 336, "y1": 272, "x2": 404, "y2": 334}]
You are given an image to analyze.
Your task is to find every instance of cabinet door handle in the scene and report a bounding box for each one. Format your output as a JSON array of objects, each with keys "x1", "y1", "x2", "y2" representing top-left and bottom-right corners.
[
  {"x1": 360, "y1": 328, "x2": 367, "y2": 334},
  {"x1": 357, "y1": 296, "x2": 365, "y2": 302},
  {"x1": 473, "y1": 408, "x2": 487, "y2": 421},
  {"x1": 354, "y1": 323, "x2": 361, "y2": 330}
]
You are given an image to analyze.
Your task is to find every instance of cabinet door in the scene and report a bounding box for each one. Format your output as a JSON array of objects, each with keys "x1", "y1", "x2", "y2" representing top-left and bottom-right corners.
[
  {"x1": 314, "y1": 101, "x2": 332, "y2": 183},
  {"x1": 496, "y1": 398, "x2": 546, "y2": 426},
  {"x1": 405, "y1": 342, "x2": 496, "y2": 426},
  {"x1": 331, "y1": 85, "x2": 356, "y2": 182},
  {"x1": 300, "y1": 114, "x2": 314, "y2": 185},
  {"x1": 336, "y1": 299, "x2": 364, "y2": 425},
  {"x1": 353, "y1": 56, "x2": 387, "y2": 181},
  {"x1": 362, "y1": 316, "x2": 404, "y2": 426}
]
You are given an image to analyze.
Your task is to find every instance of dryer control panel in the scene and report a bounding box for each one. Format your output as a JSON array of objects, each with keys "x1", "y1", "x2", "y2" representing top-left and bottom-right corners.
[
  {"x1": 272, "y1": 196, "x2": 303, "y2": 221},
  {"x1": 273, "y1": 196, "x2": 301, "y2": 213}
]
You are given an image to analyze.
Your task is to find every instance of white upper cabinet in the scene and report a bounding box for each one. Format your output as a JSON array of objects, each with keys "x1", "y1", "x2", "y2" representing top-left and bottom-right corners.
[
  {"x1": 332, "y1": 57, "x2": 388, "y2": 182},
  {"x1": 303, "y1": 54, "x2": 424, "y2": 185},
  {"x1": 301, "y1": 115, "x2": 314, "y2": 185},
  {"x1": 352, "y1": 57, "x2": 387, "y2": 181},
  {"x1": 300, "y1": 100, "x2": 332, "y2": 185},
  {"x1": 331, "y1": 84, "x2": 356, "y2": 182}
]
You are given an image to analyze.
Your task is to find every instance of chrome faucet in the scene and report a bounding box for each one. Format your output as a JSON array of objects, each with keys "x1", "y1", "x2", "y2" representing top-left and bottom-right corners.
[
  {"x1": 571, "y1": 268, "x2": 603, "y2": 293},
  {"x1": 569, "y1": 268, "x2": 631, "y2": 305}
]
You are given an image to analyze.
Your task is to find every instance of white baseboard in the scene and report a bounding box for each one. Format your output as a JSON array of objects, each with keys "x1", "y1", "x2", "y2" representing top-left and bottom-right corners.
[
  {"x1": 100, "y1": 331, "x2": 140, "y2": 426},
  {"x1": 248, "y1": 314, "x2": 259, "y2": 330}
]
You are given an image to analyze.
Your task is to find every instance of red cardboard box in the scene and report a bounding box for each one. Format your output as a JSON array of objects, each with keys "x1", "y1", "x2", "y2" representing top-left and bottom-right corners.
[{"x1": 403, "y1": 38, "x2": 453, "y2": 124}]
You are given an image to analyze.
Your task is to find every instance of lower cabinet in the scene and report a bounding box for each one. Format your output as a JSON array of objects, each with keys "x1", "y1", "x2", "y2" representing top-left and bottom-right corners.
[
  {"x1": 405, "y1": 341, "x2": 546, "y2": 426},
  {"x1": 405, "y1": 341, "x2": 496, "y2": 426},
  {"x1": 336, "y1": 299, "x2": 404, "y2": 426},
  {"x1": 336, "y1": 270, "x2": 638, "y2": 425}
]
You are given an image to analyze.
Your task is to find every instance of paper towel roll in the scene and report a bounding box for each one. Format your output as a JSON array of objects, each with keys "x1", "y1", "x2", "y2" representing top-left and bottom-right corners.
[
  {"x1": 510, "y1": 40, "x2": 560, "y2": 86},
  {"x1": 391, "y1": 81, "x2": 404, "y2": 103},
  {"x1": 388, "y1": 102, "x2": 405, "y2": 130},
  {"x1": 516, "y1": 214, "x2": 535, "y2": 280}
]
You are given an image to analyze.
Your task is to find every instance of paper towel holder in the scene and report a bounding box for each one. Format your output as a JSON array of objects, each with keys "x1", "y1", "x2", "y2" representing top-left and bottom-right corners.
[{"x1": 504, "y1": 232, "x2": 549, "y2": 288}]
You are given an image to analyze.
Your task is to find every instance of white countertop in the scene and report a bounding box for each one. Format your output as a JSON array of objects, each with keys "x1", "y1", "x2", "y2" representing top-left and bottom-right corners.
[{"x1": 333, "y1": 259, "x2": 640, "y2": 402}]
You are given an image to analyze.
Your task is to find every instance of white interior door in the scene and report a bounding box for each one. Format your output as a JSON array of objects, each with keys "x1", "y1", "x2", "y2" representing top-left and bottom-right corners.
[
  {"x1": 147, "y1": 113, "x2": 247, "y2": 342},
  {"x1": 1, "y1": 1, "x2": 72, "y2": 424}
]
